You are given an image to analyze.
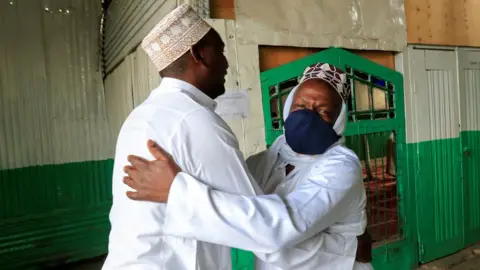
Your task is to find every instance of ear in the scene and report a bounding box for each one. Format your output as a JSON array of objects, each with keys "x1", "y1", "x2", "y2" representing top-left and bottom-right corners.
[
  {"x1": 190, "y1": 47, "x2": 207, "y2": 66},
  {"x1": 190, "y1": 46, "x2": 210, "y2": 68}
]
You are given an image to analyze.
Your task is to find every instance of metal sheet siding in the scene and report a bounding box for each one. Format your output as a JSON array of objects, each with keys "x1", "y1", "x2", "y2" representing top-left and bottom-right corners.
[
  {"x1": 131, "y1": 48, "x2": 161, "y2": 107},
  {"x1": 104, "y1": 51, "x2": 135, "y2": 151},
  {"x1": 463, "y1": 70, "x2": 480, "y2": 131},
  {"x1": 458, "y1": 49, "x2": 480, "y2": 245},
  {"x1": 459, "y1": 49, "x2": 480, "y2": 132},
  {"x1": 0, "y1": 0, "x2": 110, "y2": 169},
  {"x1": 403, "y1": 47, "x2": 464, "y2": 262},
  {"x1": 402, "y1": 48, "x2": 460, "y2": 144},
  {"x1": 425, "y1": 69, "x2": 459, "y2": 140},
  {"x1": 103, "y1": 0, "x2": 175, "y2": 73},
  {"x1": 0, "y1": 0, "x2": 113, "y2": 267}
]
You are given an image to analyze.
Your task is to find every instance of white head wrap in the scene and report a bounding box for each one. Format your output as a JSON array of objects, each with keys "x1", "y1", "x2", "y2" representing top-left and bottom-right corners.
[
  {"x1": 282, "y1": 86, "x2": 347, "y2": 137},
  {"x1": 273, "y1": 63, "x2": 350, "y2": 164},
  {"x1": 141, "y1": 4, "x2": 212, "y2": 71}
]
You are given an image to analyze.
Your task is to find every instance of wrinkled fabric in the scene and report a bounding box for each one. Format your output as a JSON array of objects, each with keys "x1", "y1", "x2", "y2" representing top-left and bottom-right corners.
[
  {"x1": 247, "y1": 89, "x2": 370, "y2": 269},
  {"x1": 103, "y1": 78, "x2": 261, "y2": 270},
  {"x1": 162, "y1": 85, "x2": 369, "y2": 269}
]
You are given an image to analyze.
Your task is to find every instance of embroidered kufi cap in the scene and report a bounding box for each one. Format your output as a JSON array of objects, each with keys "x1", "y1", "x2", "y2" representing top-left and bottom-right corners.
[
  {"x1": 300, "y1": 63, "x2": 351, "y2": 101},
  {"x1": 141, "y1": 4, "x2": 211, "y2": 71}
]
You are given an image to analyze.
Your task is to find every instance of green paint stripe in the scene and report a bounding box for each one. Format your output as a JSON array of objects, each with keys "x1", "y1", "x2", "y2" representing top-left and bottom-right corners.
[
  {"x1": 407, "y1": 130, "x2": 480, "y2": 263},
  {"x1": 0, "y1": 159, "x2": 113, "y2": 268},
  {"x1": 3, "y1": 130, "x2": 478, "y2": 268}
]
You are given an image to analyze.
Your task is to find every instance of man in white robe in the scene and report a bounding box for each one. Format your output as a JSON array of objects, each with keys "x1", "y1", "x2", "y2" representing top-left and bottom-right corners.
[
  {"x1": 123, "y1": 63, "x2": 374, "y2": 269},
  {"x1": 103, "y1": 4, "x2": 263, "y2": 270}
]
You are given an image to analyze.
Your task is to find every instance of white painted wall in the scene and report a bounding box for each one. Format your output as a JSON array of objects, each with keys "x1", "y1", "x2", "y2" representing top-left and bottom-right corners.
[
  {"x1": 458, "y1": 49, "x2": 480, "y2": 132},
  {"x1": 396, "y1": 46, "x2": 480, "y2": 144},
  {"x1": 0, "y1": 0, "x2": 110, "y2": 169},
  {"x1": 234, "y1": 0, "x2": 407, "y2": 51}
]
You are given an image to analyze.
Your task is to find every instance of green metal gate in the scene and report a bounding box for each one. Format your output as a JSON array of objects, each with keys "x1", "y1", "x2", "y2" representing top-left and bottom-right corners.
[
  {"x1": 458, "y1": 49, "x2": 480, "y2": 248},
  {"x1": 404, "y1": 47, "x2": 480, "y2": 263},
  {"x1": 232, "y1": 48, "x2": 417, "y2": 270}
]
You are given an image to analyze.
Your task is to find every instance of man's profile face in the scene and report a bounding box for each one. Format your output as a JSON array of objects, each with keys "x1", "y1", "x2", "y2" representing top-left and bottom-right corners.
[
  {"x1": 289, "y1": 79, "x2": 343, "y2": 126},
  {"x1": 201, "y1": 30, "x2": 229, "y2": 98}
]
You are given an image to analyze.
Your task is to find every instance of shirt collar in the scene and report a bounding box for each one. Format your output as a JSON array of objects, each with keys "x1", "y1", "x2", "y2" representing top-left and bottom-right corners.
[{"x1": 156, "y1": 77, "x2": 217, "y2": 110}]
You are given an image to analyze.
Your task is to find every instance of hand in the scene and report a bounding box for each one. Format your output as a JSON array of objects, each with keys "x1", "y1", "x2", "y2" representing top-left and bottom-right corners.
[
  {"x1": 123, "y1": 140, "x2": 182, "y2": 202},
  {"x1": 355, "y1": 231, "x2": 373, "y2": 263}
]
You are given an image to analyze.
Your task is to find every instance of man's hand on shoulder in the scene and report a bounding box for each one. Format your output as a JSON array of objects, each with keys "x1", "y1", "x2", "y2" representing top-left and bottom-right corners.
[{"x1": 123, "y1": 140, "x2": 182, "y2": 203}]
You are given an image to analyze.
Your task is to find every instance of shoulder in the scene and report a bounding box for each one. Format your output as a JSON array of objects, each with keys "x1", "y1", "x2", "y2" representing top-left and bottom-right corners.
[
  {"x1": 165, "y1": 106, "x2": 239, "y2": 151},
  {"x1": 307, "y1": 145, "x2": 362, "y2": 190},
  {"x1": 322, "y1": 144, "x2": 361, "y2": 166},
  {"x1": 246, "y1": 150, "x2": 268, "y2": 168},
  {"x1": 148, "y1": 90, "x2": 207, "y2": 121},
  {"x1": 177, "y1": 107, "x2": 232, "y2": 135},
  {"x1": 246, "y1": 136, "x2": 284, "y2": 169}
]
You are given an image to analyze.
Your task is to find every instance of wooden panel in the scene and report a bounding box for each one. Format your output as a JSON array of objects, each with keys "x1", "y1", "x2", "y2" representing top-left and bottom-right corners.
[
  {"x1": 406, "y1": 0, "x2": 480, "y2": 46},
  {"x1": 210, "y1": 0, "x2": 235, "y2": 19},
  {"x1": 259, "y1": 46, "x2": 395, "y2": 72}
]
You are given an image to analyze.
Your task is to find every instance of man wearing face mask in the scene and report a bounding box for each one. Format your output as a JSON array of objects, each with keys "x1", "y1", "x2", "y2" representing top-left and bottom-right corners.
[{"x1": 121, "y1": 63, "x2": 374, "y2": 270}]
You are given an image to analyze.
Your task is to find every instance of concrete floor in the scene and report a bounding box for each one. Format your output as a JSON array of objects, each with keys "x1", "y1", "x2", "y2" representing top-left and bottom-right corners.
[
  {"x1": 51, "y1": 256, "x2": 105, "y2": 270},
  {"x1": 58, "y1": 245, "x2": 480, "y2": 270},
  {"x1": 419, "y1": 244, "x2": 480, "y2": 270}
]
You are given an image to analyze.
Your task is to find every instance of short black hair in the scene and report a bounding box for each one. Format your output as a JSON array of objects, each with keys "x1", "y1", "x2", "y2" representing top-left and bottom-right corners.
[
  {"x1": 159, "y1": 29, "x2": 217, "y2": 78},
  {"x1": 159, "y1": 52, "x2": 189, "y2": 77}
]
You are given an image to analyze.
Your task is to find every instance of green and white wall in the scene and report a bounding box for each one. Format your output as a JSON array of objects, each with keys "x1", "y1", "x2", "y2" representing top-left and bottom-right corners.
[
  {"x1": 397, "y1": 46, "x2": 480, "y2": 263},
  {"x1": 2, "y1": 0, "x2": 479, "y2": 269},
  {"x1": 0, "y1": 0, "x2": 113, "y2": 268}
]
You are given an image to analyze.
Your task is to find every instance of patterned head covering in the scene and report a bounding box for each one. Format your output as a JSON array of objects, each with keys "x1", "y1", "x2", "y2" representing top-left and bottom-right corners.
[
  {"x1": 141, "y1": 4, "x2": 212, "y2": 71},
  {"x1": 299, "y1": 63, "x2": 351, "y2": 101}
]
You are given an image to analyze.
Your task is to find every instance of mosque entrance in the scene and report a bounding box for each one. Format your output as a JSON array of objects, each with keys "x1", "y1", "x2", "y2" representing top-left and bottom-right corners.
[{"x1": 258, "y1": 48, "x2": 416, "y2": 270}]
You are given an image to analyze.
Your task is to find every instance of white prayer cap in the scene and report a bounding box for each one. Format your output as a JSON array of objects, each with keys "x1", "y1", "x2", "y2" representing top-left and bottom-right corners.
[{"x1": 141, "y1": 4, "x2": 212, "y2": 71}]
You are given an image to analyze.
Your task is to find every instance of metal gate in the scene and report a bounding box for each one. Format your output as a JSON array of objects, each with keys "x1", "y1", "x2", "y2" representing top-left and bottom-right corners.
[
  {"x1": 458, "y1": 48, "x2": 480, "y2": 248},
  {"x1": 251, "y1": 48, "x2": 416, "y2": 270},
  {"x1": 403, "y1": 47, "x2": 480, "y2": 263}
]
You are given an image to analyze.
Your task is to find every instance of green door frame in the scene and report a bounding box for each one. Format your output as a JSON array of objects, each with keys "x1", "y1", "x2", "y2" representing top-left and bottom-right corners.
[{"x1": 231, "y1": 48, "x2": 417, "y2": 270}]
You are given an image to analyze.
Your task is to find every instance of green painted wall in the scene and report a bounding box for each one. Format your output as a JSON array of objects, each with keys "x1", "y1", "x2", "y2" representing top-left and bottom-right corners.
[
  {"x1": 407, "y1": 130, "x2": 480, "y2": 264},
  {"x1": 461, "y1": 131, "x2": 480, "y2": 247},
  {"x1": 0, "y1": 159, "x2": 113, "y2": 269},
  {"x1": 1, "y1": 136, "x2": 477, "y2": 269}
]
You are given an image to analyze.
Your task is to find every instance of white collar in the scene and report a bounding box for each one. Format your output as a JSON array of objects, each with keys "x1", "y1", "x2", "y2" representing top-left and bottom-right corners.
[{"x1": 154, "y1": 77, "x2": 217, "y2": 110}]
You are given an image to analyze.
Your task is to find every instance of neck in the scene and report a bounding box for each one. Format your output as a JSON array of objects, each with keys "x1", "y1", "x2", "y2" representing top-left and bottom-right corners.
[{"x1": 163, "y1": 74, "x2": 215, "y2": 99}]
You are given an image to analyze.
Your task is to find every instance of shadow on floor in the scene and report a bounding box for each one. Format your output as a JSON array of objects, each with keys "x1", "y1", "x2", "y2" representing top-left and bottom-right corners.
[{"x1": 47, "y1": 256, "x2": 106, "y2": 270}]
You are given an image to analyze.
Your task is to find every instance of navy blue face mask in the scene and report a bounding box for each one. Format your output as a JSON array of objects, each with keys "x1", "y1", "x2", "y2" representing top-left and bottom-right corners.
[{"x1": 284, "y1": 109, "x2": 341, "y2": 155}]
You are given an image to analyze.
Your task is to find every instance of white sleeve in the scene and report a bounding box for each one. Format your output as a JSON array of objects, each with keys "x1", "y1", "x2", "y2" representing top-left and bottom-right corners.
[
  {"x1": 246, "y1": 152, "x2": 270, "y2": 191},
  {"x1": 167, "y1": 107, "x2": 261, "y2": 198},
  {"x1": 163, "y1": 152, "x2": 362, "y2": 253}
]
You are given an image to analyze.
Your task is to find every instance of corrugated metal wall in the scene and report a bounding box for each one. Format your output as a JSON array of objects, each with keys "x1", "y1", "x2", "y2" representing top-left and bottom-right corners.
[
  {"x1": 402, "y1": 47, "x2": 464, "y2": 262},
  {"x1": 104, "y1": 46, "x2": 160, "y2": 149},
  {"x1": 406, "y1": 49, "x2": 460, "y2": 143},
  {"x1": 0, "y1": 0, "x2": 112, "y2": 268},
  {"x1": 103, "y1": 0, "x2": 175, "y2": 74},
  {"x1": 398, "y1": 46, "x2": 480, "y2": 262},
  {"x1": 458, "y1": 49, "x2": 480, "y2": 247},
  {"x1": 0, "y1": 0, "x2": 110, "y2": 169}
]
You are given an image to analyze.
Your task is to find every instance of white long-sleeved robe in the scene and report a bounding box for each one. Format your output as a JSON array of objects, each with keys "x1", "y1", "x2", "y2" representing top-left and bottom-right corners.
[
  {"x1": 103, "y1": 78, "x2": 262, "y2": 270},
  {"x1": 163, "y1": 136, "x2": 369, "y2": 270}
]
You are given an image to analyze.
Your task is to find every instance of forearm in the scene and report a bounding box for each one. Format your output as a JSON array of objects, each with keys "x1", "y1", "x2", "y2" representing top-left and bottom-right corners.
[{"x1": 163, "y1": 172, "x2": 347, "y2": 253}]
